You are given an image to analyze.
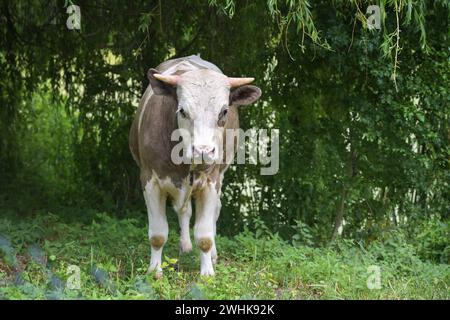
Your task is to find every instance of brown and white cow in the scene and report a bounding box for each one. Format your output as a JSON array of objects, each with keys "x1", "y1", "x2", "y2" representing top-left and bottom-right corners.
[{"x1": 129, "y1": 55, "x2": 261, "y2": 276}]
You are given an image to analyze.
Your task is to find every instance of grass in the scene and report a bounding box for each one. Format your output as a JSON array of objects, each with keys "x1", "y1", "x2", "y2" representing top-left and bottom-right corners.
[{"x1": 0, "y1": 211, "x2": 449, "y2": 300}]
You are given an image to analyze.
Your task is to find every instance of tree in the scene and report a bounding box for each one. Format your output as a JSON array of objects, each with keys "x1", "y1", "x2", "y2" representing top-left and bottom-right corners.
[{"x1": 0, "y1": 0, "x2": 448, "y2": 242}]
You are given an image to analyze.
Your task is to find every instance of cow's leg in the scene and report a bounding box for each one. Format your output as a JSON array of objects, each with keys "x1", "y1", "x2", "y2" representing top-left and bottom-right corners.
[
  {"x1": 211, "y1": 199, "x2": 221, "y2": 265},
  {"x1": 176, "y1": 201, "x2": 193, "y2": 253},
  {"x1": 194, "y1": 183, "x2": 219, "y2": 276},
  {"x1": 143, "y1": 178, "x2": 168, "y2": 278}
]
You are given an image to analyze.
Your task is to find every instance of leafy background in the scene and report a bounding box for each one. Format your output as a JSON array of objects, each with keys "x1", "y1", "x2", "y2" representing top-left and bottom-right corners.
[{"x1": 0, "y1": 0, "x2": 449, "y2": 274}]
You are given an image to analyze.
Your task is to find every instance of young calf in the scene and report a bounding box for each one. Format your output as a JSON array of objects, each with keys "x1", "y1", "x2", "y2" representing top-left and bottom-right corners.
[{"x1": 129, "y1": 55, "x2": 261, "y2": 276}]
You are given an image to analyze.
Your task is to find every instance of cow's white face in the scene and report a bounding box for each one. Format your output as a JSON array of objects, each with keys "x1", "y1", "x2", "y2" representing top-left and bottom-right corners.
[
  {"x1": 176, "y1": 70, "x2": 230, "y2": 163},
  {"x1": 150, "y1": 67, "x2": 261, "y2": 165}
]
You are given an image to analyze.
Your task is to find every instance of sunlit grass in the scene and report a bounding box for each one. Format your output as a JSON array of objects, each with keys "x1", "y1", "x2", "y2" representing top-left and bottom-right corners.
[{"x1": 0, "y1": 212, "x2": 448, "y2": 300}]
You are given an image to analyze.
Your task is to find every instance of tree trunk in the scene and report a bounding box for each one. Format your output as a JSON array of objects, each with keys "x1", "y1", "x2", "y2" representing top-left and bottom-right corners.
[
  {"x1": 332, "y1": 186, "x2": 348, "y2": 241},
  {"x1": 331, "y1": 126, "x2": 357, "y2": 241}
]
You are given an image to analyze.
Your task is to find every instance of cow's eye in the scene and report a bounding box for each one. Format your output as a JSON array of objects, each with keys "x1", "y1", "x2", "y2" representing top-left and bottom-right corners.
[
  {"x1": 218, "y1": 107, "x2": 228, "y2": 127},
  {"x1": 219, "y1": 108, "x2": 228, "y2": 119},
  {"x1": 178, "y1": 108, "x2": 188, "y2": 119}
]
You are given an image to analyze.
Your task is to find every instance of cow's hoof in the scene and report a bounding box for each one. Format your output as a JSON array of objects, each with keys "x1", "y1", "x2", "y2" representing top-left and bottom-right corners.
[
  {"x1": 147, "y1": 262, "x2": 163, "y2": 279},
  {"x1": 200, "y1": 267, "x2": 215, "y2": 277},
  {"x1": 180, "y1": 239, "x2": 193, "y2": 253},
  {"x1": 147, "y1": 267, "x2": 163, "y2": 280}
]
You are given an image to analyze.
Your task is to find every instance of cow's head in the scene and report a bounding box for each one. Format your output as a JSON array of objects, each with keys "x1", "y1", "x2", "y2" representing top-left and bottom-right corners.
[{"x1": 148, "y1": 68, "x2": 261, "y2": 163}]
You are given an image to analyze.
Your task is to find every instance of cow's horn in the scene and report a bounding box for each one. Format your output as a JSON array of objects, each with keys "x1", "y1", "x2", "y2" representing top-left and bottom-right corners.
[
  {"x1": 228, "y1": 77, "x2": 255, "y2": 88},
  {"x1": 153, "y1": 74, "x2": 180, "y2": 85}
]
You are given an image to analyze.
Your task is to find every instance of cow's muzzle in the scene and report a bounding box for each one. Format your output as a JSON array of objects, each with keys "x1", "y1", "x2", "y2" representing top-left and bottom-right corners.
[{"x1": 192, "y1": 144, "x2": 217, "y2": 163}]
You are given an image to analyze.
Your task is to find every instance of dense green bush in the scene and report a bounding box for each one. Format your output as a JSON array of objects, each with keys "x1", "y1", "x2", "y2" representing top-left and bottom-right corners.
[{"x1": 413, "y1": 219, "x2": 450, "y2": 264}]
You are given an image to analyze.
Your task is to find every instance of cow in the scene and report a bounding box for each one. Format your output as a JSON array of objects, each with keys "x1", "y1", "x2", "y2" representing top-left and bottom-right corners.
[{"x1": 129, "y1": 55, "x2": 261, "y2": 277}]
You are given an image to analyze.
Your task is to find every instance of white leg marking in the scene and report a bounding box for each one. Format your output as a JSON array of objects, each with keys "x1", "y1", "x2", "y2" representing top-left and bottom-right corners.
[
  {"x1": 211, "y1": 198, "x2": 221, "y2": 265},
  {"x1": 200, "y1": 251, "x2": 214, "y2": 276},
  {"x1": 211, "y1": 174, "x2": 223, "y2": 265},
  {"x1": 143, "y1": 179, "x2": 168, "y2": 277},
  {"x1": 194, "y1": 183, "x2": 219, "y2": 276},
  {"x1": 149, "y1": 246, "x2": 163, "y2": 278}
]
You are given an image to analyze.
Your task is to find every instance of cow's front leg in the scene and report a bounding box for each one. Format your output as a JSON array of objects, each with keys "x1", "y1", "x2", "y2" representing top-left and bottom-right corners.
[
  {"x1": 143, "y1": 179, "x2": 168, "y2": 278},
  {"x1": 194, "y1": 183, "x2": 219, "y2": 276}
]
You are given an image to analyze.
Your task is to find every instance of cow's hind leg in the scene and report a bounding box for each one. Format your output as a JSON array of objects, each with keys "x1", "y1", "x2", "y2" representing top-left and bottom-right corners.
[
  {"x1": 143, "y1": 178, "x2": 168, "y2": 278},
  {"x1": 176, "y1": 201, "x2": 193, "y2": 253},
  {"x1": 211, "y1": 198, "x2": 221, "y2": 265},
  {"x1": 194, "y1": 183, "x2": 219, "y2": 276}
]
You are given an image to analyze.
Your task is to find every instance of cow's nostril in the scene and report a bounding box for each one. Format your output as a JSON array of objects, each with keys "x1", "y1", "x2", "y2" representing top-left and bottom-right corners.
[{"x1": 193, "y1": 145, "x2": 215, "y2": 157}]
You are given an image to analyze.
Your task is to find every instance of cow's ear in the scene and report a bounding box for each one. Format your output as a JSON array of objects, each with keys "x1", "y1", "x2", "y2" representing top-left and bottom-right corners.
[
  {"x1": 229, "y1": 85, "x2": 261, "y2": 106},
  {"x1": 147, "y1": 68, "x2": 175, "y2": 95}
]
